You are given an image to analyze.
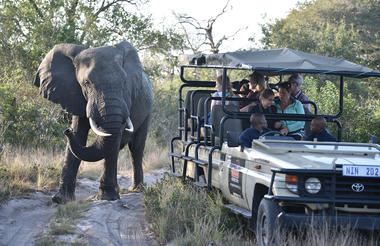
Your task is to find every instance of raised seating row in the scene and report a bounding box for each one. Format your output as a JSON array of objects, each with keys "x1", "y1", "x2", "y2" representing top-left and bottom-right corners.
[{"x1": 181, "y1": 89, "x2": 317, "y2": 146}]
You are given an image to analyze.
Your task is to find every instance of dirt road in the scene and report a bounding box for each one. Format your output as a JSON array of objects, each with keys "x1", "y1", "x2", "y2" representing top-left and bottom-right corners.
[{"x1": 0, "y1": 170, "x2": 163, "y2": 246}]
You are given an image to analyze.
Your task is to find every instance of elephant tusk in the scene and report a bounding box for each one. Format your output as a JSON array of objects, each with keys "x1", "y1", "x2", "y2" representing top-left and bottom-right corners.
[
  {"x1": 125, "y1": 117, "x2": 134, "y2": 133},
  {"x1": 89, "y1": 118, "x2": 112, "y2": 137}
]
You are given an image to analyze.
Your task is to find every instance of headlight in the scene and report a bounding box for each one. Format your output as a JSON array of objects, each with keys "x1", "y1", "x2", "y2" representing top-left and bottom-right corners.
[
  {"x1": 305, "y1": 177, "x2": 321, "y2": 194},
  {"x1": 285, "y1": 175, "x2": 298, "y2": 194}
]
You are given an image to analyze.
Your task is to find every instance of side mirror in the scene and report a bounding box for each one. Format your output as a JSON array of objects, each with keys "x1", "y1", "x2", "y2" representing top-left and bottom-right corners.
[{"x1": 227, "y1": 131, "x2": 240, "y2": 147}]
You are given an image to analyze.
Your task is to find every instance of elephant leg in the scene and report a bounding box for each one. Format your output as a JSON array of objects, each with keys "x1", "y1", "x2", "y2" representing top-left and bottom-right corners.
[
  {"x1": 52, "y1": 116, "x2": 89, "y2": 204},
  {"x1": 128, "y1": 116, "x2": 150, "y2": 191},
  {"x1": 97, "y1": 135, "x2": 122, "y2": 201}
]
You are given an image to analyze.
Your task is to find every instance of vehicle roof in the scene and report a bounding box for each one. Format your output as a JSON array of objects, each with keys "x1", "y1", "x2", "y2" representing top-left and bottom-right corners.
[{"x1": 181, "y1": 48, "x2": 380, "y2": 78}]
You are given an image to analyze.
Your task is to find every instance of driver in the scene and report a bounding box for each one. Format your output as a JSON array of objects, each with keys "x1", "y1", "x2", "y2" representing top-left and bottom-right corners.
[{"x1": 239, "y1": 113, "x2": 269, "y2": 148}]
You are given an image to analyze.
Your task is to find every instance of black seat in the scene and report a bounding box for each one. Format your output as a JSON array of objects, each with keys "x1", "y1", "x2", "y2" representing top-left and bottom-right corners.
[
  {"x1": 183, "y1": 90, "x2": 211, "y2": 128},
  {"x1": 205, "y1": 104, "x2": 243, "y2": 145},
  {"x1": 184, "y1": 90, "x2": 211, "y2": 118}
]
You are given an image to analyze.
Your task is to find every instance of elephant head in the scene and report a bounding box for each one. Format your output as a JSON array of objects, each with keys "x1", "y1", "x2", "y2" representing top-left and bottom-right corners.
[{"x1": 34, "y1": 42, "x2": 148, "y2": 162}]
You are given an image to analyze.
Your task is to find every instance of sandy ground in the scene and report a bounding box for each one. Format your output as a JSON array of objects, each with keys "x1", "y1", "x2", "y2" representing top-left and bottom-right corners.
[{"x1": 0, "y1": 169, "x2": 165, "y2": 246}]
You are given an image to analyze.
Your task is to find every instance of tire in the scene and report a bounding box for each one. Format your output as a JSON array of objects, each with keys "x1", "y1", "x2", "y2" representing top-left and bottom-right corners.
[{"x1": 256, "y1": 199, "x2": 283, "y2": 246}]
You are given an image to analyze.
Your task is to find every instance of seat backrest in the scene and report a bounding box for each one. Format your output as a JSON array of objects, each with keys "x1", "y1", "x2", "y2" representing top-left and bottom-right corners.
[
  {"x1": 210, "y1": 105, "x2": 243, "y2": 140},
  {"x1": 197, "y1": 96, "x2": 208, "y2": 118},
  {"x1": 184, "y1": 90, "x2": 211, "y2": 118},
  {"x1": 303, "y1": 107, "x2": 312, "y2": 137}
]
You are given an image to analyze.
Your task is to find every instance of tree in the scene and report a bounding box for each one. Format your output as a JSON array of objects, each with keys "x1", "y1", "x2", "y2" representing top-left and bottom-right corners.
[
  {"x1": 258, "y1": 0, "x2": 380, "y2": 96},
  {"x1": 0, "y1": 0, "x2": 185, "y2": 148},
  {"x1": 259, "y1": 0, "x2": 379, "y2": 70},
  {"x1": 174, "y1": 0, "x2": 245, "y2": 54},
  {"x1": 0, "y1": 0, "x2": 184, "y2": 78}
]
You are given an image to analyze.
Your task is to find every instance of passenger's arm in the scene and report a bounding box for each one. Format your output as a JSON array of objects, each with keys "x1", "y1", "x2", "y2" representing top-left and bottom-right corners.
[
  {"x1": 210, "y1": 99, "x2": 216, "y2": 110},
  {"x1": 286, "y1": 101, "x2": 305, "y2": 132},
  {"x1": 239, "y1": 101, "x2": 258, "y2": 112}
]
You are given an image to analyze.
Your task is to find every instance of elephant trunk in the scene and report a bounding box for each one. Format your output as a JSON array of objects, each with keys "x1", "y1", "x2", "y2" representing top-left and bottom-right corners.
[
  {"x1": 64, "y1": 128, "x2": 105, "y2": 162},
  {"x1": 64, "y1": 116, "x2": 123, "y2": 162}
]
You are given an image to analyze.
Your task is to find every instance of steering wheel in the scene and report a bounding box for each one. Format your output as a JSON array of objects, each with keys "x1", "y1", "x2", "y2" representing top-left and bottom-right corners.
[{"x1": 260, "y1": 130, "x2": 283, "y2": 137}]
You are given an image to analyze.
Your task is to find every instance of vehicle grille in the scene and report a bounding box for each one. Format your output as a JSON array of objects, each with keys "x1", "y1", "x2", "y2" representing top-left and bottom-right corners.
[
  {"x1": 299, "y1": 166, "x2": 380, "y2": 202},
  {"x1": 325, "y1": 176, "x2": 380, "y2": 200}
]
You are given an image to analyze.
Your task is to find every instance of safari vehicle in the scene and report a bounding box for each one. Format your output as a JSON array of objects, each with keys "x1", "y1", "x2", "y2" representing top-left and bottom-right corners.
[{"x1": 169, "y1": 49, "x2": 380, "y2": 245}]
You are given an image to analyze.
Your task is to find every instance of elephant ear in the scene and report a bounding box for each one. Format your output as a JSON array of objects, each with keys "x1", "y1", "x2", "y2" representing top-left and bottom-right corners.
[
  {"x1": 115, "y1": 42, "x2": 143, "y2": 108},
  {"x1": 34, "y1": 43, "x2": 87, "y2": 116}
]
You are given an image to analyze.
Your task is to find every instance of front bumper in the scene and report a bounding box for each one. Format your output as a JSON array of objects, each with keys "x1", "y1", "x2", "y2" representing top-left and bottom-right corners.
[{"x1": 278, "y1": 212, "x2": 380, "y2": 230}]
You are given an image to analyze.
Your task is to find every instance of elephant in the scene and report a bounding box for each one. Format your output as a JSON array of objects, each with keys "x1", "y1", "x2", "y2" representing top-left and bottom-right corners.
[{"x1": 34, "y1": 41, "x2": 153, "y2": 203}]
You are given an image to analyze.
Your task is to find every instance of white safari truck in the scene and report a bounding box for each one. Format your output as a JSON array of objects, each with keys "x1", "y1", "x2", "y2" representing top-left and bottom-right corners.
[{"x1": 169, "y1": 49, "x2": 380, "y2": 245}]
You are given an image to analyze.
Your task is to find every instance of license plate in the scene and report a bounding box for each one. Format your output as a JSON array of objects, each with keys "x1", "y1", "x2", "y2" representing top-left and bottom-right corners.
[{"x1": 342, "y1": 165, "x2": 380, "y2": 177}]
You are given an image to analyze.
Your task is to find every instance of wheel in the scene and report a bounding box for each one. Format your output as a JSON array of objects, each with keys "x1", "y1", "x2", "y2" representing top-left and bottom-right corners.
[
  {"x1": 260, "y1": 130, "x2": 282, "y2": 137},
  {"x1": 256, "y1": 199, "x2": 283, "y2": 246}
]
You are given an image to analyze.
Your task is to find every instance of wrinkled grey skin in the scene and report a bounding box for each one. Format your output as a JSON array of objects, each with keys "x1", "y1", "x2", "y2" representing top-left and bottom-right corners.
[{"x1": 34, "y1": 42, "x2": 153, "y2": 203}]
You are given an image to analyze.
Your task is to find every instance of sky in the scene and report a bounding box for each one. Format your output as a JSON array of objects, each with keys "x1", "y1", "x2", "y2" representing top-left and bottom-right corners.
[{"x1": 141, "y1": 0, "x2": 302, "y2": 52}]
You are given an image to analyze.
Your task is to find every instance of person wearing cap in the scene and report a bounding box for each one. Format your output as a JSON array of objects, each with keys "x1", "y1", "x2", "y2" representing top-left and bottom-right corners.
[
  {"x1": 288, "y1": 74, "x2": 310, "y2": 112},
  {"x1": 306, "y1": 117, "x2": 337, "y2": 142}
]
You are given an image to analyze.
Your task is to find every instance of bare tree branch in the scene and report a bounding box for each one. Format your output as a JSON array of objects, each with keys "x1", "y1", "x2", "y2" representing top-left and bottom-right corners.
[
  {"x1": 28, "y1": 0, "x2": 44, "y2": 19},
  {"x1": 95, "y1": 0, "x2": 137, "y2": 16},
  {"x1": 174, "y1": 0, "x2": 239, "y2": 53},
  {"x1": 206, "y1": 0, "x2": 230, "y2": 28}
]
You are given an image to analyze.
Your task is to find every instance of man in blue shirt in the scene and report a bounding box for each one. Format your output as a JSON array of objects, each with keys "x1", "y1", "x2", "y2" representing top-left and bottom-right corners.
[
  {"x1": 306, "y1": 117, "x2": 337, "y2": 142},
  {"x1": 239, "y1": 113, "x2": 269, "y2": 148}
]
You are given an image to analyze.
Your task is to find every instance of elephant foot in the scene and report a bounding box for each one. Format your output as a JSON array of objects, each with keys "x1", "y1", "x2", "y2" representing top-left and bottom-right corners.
[
  {"x1": 52, "y1": 189, "x2": 75, "y2": 204},
  {"x1": 96, "y1": 186, "x2": 120, "y2": 201},
  {"x1": 127, "y1": 182, "x2": 144, "y2": 192}
]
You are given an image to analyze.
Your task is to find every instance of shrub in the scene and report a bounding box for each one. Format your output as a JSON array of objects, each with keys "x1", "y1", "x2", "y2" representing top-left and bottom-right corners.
[
  {"x1": 143, "y1": 174, "x2": 252, "y2": 245},
  {"x1": 303, "y1": 77, "x2": 380, "y2": 142},
  {"x1": 148, "y1": 79, "x2": 181, "y2": 146},
  {"x1": 0, "y1": 147, "x2": 63, "y2": 204},
  {"x1": 0, "y1": 68, "x2": 67, "y2": 149}
]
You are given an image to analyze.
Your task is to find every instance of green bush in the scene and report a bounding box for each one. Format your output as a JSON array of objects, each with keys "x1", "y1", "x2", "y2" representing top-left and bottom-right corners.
[
  {"x1": 0, "y1": 68, "x2": 66, "y2": 149},
  {"x1": 148, "y1": 79, "x2": 181, "y2": 146},
  {"x1": 303, "y1": 77, "x2": 380, "y2": 142}
]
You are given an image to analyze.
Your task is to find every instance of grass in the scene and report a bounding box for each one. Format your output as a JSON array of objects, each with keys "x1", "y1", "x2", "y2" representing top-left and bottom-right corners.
[
  {"x1": 0, "y1": 146, "x2": 63, "y2": 204},
  {"x1": 50, "y1": 200, "x2": 90, "y2": 235},
  {"x1": 143, "y1": 174, "x2": 253, "y2": 245},
  {"x1": 0, "y1": 135, "x2": 169, "y2": 204},
  {"x1": 283, "y1": 223, "x2": 380, "y2": 246},
  {"x1": 144, "y1": 174, "x2": 380, "y2": 246},
  {"x1": 36, "y1": 200, "x2": 90, "y2": 246}
]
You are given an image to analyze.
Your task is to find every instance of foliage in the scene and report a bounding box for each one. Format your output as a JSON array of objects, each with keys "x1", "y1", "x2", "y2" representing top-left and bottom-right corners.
[
  {"x1": 259, "y1": 0, "x2": 380, "y2": 96},
  {"x1": 303, "y1": 77, "x2": 380, "y2": 142},
  {"x1": 260, "y1": 0, "x2": 379, "y2": 69},
  {"x1": 143, "y1": 174, "x2": 252, "y2": 245},
  {"x1": 0, "y1": 147, "x2": 62, "y2": 204},
  {"x1": 148, "y1": 78, "x2": 181, "y2": 146},
  {"x1": 0, "y1": 67, "x2": 67, "y2": 148},
  {"x1": 0, "y1": 0, "x2": 185, "y2": 149},
  {"x1": 0, "y1": 0, "x2": 185, "y2": 77}
]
